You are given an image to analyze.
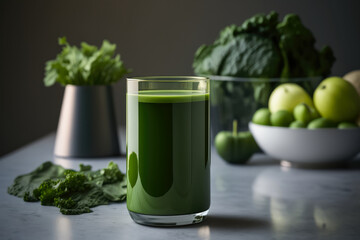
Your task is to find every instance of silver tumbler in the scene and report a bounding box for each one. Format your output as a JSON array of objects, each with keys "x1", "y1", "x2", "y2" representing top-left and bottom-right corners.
[{"x1": 54, "y1": 85, "x2": 120, "y2": 158}]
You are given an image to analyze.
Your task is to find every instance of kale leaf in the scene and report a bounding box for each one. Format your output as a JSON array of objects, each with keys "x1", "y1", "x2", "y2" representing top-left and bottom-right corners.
[
  {"x1": 276, "y1": 14, "x2": 335, "y2": 78},
  {"x1": 193, "y1": 11, "x2": 335, "y2": 79},
  {"x1": 8, "y1": 161, "x2": 127, "y2": 215},
  {"x1": 238, "y1": 11, "x2": 280, "y2": 41},
  {"x1": 7, "y1": 161, "x2": 66, "y2": 199},
  {"x1": 193, "y1": 25, "x2": 283, "y2": 78}
]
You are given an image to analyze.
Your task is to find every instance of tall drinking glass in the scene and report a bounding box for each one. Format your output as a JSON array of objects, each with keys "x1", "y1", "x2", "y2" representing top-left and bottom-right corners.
[{"x1": 126, "y1": 76, "x2": 210, "y2": 226}]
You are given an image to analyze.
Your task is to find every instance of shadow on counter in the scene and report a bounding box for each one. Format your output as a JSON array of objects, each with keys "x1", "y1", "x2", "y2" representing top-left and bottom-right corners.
[{"x1": 200, "y1": 214, "x2": 269, "y2": 230}]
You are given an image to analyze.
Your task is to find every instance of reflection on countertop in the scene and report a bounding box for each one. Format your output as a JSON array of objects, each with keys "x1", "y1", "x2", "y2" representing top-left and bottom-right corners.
[
  {"x1": 55, "y1": 215, "x2": 72, "y2": 240},
  {"x1": 252, "y1": 164, "x2": 360, "y2": 239}
]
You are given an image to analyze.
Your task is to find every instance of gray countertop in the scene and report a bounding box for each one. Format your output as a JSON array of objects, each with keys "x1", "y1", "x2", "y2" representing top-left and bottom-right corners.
[{"x1": 1, "y1": 133, "x2": 360, "y2": 240}]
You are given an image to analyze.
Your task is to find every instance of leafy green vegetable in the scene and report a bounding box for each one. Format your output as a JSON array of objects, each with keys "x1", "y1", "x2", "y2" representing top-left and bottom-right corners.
[
  {"x1": 8, "y1": 161, "x2": 127, "y2": 215},
  {"x1": 7, "y1": 161, "x2": 66, "y2": 198},
  {"x1": 193, "y1": 11, "x2": 335, "y2": 78},
  {"x1": 238, "y1": 11, "x2": 279, "y2": 41},
  {"x1": 276, "y1": 14, "x2": 336, "y2": 78},
  {"x1": 193, "y1": 29, "x2": 283, "y2": 78},
  {"x1": 194, "y1": 12, "x2": 335, "y2": 138},
  {"x1": 44, "y1": 37, "x2": 131, "y2": 86},
  {"x1": 220, "y1": 34, "x2": 282, "y2": 77}
]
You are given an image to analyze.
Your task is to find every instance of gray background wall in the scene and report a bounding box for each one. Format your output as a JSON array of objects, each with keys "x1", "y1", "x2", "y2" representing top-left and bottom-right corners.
[{"x1": 1, "y1": 0, "x2": 359, "y2": 156}]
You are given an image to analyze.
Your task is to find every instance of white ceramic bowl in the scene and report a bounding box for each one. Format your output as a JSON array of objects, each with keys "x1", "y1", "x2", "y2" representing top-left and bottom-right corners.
[{"x1": 249, "y1": 122, "x2": 360, "y2": 167}]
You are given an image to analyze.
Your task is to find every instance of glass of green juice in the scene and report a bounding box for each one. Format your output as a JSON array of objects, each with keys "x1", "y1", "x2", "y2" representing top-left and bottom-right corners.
[{"x1": 126, "y1": 76, "x2": 210, "y2": 226}]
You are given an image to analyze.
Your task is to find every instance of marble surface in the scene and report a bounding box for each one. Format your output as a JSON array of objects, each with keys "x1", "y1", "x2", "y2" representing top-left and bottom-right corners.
[{"x1": 1, "y1": 134, "x2": 360, "y2": 240}]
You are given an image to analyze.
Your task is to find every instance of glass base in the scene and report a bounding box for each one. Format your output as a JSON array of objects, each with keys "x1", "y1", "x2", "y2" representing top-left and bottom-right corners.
[{"x1": 128, "y1": 210, "x2": 209, "y2": 227}]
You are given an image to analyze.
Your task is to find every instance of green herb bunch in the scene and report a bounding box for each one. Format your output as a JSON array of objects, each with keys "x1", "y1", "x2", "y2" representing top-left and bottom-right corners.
[{"x1": 44, "y1": 37, "x2": 130, "y2": 86}]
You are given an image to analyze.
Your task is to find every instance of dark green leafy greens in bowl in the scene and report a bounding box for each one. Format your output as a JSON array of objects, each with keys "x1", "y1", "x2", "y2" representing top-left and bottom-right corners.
[
  {"x1": 44, "y1": 37, "x2": 130, "y2": 86},
  {"x1": 193, "y1": 11, "x2": 335, "y2": 78},
  {"x1": 192, "y1": 11, "x2": 335, "y2": 140}
]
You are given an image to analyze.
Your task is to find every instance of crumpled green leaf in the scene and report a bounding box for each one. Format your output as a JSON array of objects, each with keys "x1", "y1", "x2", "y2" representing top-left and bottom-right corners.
[
  {"x1": 7, "y1": 161, "x2": 66, "y2": 198},
  {"x1": 8, "y1": 161, "x2": 127, "y2": 215}
]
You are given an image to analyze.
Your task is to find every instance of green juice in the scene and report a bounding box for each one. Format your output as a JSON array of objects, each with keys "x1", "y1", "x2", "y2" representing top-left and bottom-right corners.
[{"x1": 126, "y1": 90, "x2": 210, "y2": 215}]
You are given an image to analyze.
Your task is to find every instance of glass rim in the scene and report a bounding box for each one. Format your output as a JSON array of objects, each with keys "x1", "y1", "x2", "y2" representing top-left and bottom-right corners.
[
  {"x1": 127, "y1": 76, "x2": 209, "y2": 82},
  {"x1": 208, "y1": 75, "x2": 322, "y2": 83}
]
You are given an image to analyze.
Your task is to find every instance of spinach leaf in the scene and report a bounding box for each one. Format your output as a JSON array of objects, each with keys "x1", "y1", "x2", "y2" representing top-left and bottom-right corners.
[{"x1": 8, "y1": 161, "x2": 127, "y2": 215}]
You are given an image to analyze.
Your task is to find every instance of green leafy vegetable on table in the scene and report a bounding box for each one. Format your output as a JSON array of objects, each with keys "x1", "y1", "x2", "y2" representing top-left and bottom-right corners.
[
  {"x1": 8, "y1": 161, "x2": 126, "y2": 215},
  {"x1": 44, "y1": 37, "x2": 130, "y2": 86}
]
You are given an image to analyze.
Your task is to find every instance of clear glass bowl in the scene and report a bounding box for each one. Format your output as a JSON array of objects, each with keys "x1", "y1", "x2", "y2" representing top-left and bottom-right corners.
[{"x1": 210, "y1": 75, "x2": 322, "y2": 141}]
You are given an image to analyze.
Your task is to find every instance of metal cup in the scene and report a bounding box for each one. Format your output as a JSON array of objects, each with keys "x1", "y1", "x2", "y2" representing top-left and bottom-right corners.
[{"x1": 54, "y1": 85, "x2": 120, "y2": 158}]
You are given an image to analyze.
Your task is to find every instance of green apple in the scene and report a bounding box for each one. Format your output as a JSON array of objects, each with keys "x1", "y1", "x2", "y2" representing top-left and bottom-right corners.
[
  {"x1": 268, "y1": 83, "x2": 313, "y2": 113},
  {"x1": 338, "y1": 122, "x2": 358, "y2": 129},
  {"x1": 293, "y1": 103, "x2": 317, "y2": 124},
  {"x1": 307, "y1": 118, "x2": 336, "y2": 129},
  {"x1": 270, "y1": 110, "x2": 294, "y2": 127},
  {"x1": 289, "y1": 120, "x2": 306, "y2": 128},
  {"x1": 252, "y1": 108, "x2": 271, "y2": 125},
  {"x1": 215, "y1": 120, "x2": 258, "y2": 164},
  {"x1": 313, "y1": 77, "x2": 360, "y2": 122}
]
